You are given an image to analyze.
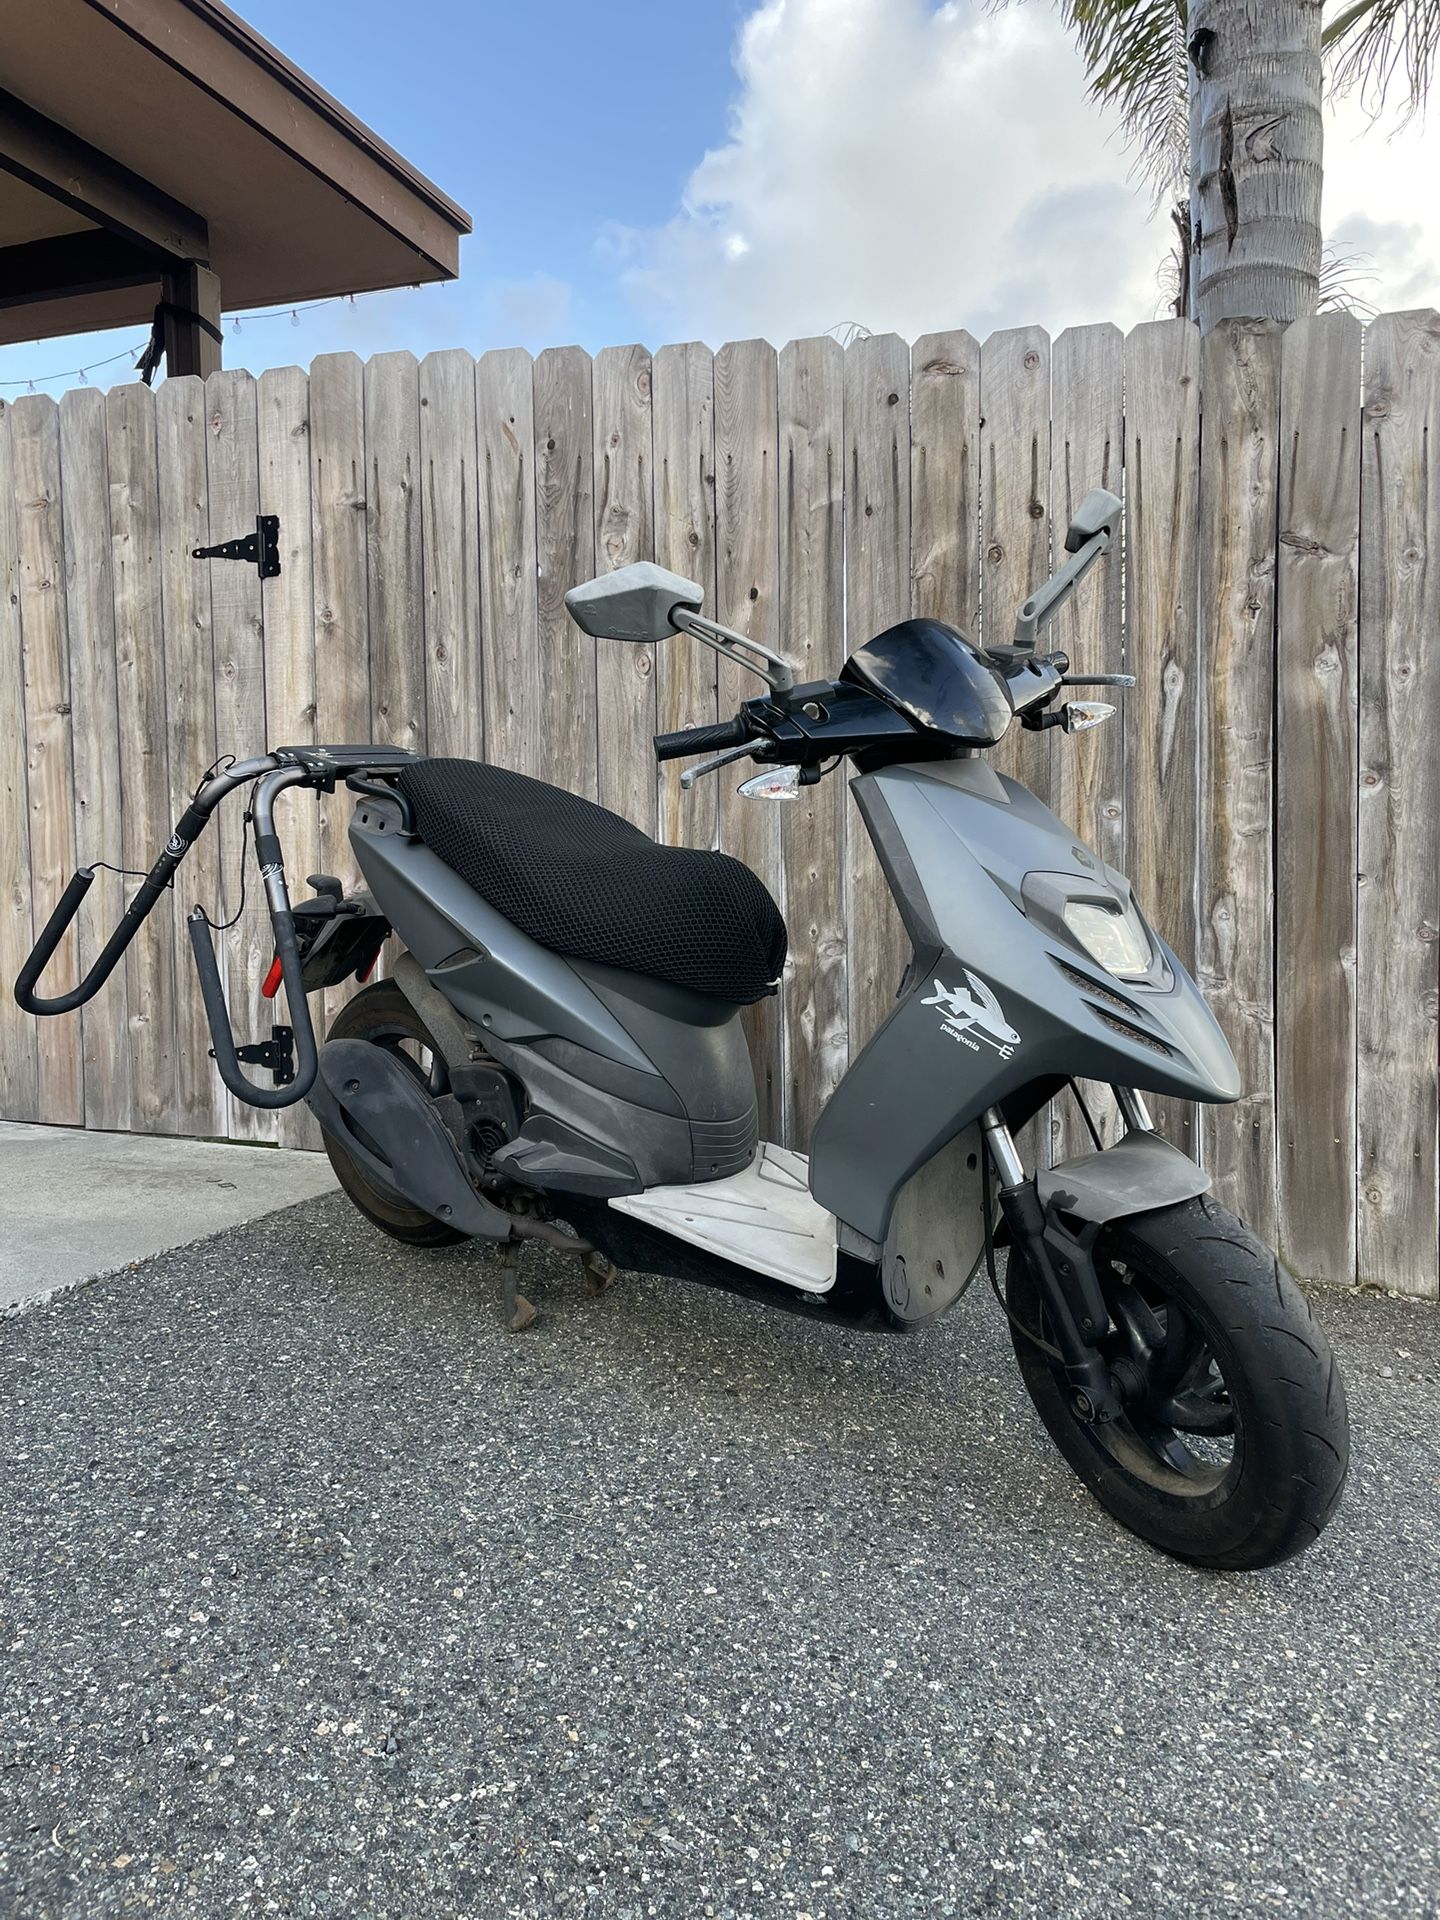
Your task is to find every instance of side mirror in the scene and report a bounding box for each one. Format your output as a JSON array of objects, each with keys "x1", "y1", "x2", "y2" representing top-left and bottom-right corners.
[
  {"x1": 1063, "y1": 487, "x2": 1122, "y2": 555},
  {"x1": 564, "y1": 562, "x2": 704, "y2": 643}
]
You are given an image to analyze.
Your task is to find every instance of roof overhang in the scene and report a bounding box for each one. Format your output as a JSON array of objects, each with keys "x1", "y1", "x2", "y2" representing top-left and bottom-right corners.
[{"x1": 0, "y1": 0, "x2": 471, "y2": 347}]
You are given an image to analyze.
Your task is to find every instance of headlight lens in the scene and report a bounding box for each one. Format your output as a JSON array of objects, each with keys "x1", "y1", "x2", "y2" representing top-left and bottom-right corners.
[{"x1": 1062, "y1": 899, "x2": 1151, "y2": 978}]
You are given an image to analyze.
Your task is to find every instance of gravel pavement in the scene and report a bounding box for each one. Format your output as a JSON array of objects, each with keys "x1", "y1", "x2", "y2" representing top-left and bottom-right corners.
[{"x1": 1, "y1": 1192, "x2": 1437, "y2": 1919}]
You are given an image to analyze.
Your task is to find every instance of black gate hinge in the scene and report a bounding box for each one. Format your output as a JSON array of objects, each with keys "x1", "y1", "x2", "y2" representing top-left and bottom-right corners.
[
  {"x1": 211, "y1": 1024, "x2": 295, "y2": 1086},
  {"x1": 192, "y1": 514, "x2": 281, "y2": 580}
]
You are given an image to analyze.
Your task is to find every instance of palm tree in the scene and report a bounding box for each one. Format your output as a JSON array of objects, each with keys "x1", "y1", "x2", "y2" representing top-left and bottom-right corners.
[{"x1": 1052, "y1": 0, "x2": 1438, "y2": 330}]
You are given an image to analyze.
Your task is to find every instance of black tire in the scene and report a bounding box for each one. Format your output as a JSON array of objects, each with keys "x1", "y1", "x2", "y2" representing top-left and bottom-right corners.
[
  {"x1": 1007, "y1": 1192, "x2": 1349, "y2": 1571},
  {"x1": 319, "y1": 980, "x2": 468, "y2": 1248}
]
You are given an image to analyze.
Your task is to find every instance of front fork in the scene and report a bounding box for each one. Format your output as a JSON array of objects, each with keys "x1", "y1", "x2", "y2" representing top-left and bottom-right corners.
[{"x1": 980, "y1": 1094, "x2": 1154, "y2": 1425}]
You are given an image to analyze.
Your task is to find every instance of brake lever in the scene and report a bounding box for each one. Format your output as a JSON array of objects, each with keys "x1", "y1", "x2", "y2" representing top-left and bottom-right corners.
[
  {"x1": 679, "y1": 741, "x2": 756, "y2": 789},
  {"x1": 1060, "y1": 673, "x2": 1136, "y2": 688}
]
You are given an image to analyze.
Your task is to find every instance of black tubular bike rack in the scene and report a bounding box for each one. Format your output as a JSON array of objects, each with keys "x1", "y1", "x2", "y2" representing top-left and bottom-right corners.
[
  {"x1": 183, "y1": 763, "x2": 321, "y2": 1108},
  {"x1": 186, "y1": 896, "x2": 318, "y2": 1108},
  {"x1": 13, "y1": 799, "x2": 212, "y2": 1016},
  {"x1": 13, "y1": 745, "x2": 417, "y2": 1111}
]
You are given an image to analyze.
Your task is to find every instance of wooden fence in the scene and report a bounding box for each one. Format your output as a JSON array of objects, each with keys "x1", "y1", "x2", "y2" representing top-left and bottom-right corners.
[{"x1": 0, "y1": 312, "x2": 1436, "y2": 1297}]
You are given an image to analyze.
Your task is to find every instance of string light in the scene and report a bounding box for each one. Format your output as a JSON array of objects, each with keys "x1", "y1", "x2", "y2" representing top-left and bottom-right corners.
[{"x1": 0, "y1": 286, "x2": 417, "y2": 392}]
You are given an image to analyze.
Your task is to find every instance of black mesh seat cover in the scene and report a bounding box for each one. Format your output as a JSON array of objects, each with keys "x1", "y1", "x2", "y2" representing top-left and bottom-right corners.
[{"x1": 396, "y1": 759, "x2": 787, "y2": 1005}]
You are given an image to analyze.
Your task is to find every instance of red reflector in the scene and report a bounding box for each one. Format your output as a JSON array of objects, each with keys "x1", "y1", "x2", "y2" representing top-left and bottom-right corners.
[{"x1": 261, "y1": 954, "x2": 283, "y2": 999}]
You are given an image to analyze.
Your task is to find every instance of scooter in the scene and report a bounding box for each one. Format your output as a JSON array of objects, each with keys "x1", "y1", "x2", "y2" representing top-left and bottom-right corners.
[{"x1": 14, "y1": 486, "x2": 1348, "y2": 1571}]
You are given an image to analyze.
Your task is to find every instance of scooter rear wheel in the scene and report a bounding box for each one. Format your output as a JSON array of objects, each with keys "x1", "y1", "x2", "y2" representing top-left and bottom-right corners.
[
  {"x1": 319, "y1": 981, "x2": 468, "y2": 1247},
  {"x1": 1006, "y1": 1192, "x2": 1349, "y2": 1570}
]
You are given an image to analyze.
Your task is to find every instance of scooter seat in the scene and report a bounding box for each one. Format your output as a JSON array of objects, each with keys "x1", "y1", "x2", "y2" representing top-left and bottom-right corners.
[{"x1": 394, "y1": 759, "x2": 787, "y2": 1005}]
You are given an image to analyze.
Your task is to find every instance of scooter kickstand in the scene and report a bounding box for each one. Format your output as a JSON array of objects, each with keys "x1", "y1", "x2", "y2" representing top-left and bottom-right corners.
[
  {"x1": 500, "y1": 1248, "x2": 537, "y2": 1333},
  {"x1": 581, "y1": 1248, "x2": 618, "y2": 1296}
]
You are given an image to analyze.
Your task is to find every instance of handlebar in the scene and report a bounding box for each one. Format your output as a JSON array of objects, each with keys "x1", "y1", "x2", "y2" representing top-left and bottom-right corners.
[{"x1": 653, "y1": 716, "x2": 750, "y2": 762}]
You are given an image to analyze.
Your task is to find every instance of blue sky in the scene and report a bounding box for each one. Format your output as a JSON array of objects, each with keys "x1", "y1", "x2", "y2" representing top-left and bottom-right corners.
[{"x1": 2, "y1": 0, "x2": 1435, "y2": 397}]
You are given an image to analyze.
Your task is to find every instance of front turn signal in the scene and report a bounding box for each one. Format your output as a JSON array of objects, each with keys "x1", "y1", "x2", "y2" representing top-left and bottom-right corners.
[{"x1": 1061, "y1": 701, "x2": 1116, "y2": 734}]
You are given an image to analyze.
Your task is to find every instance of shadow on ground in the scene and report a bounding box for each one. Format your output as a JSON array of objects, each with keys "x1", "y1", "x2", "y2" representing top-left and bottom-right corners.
[{"x1": 1, "y1": 1193, "x2": 1436, "y2": 1918}]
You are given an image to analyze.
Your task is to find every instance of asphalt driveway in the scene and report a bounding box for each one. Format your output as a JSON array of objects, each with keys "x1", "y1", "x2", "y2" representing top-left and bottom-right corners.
[{"x1": 1, "y1": 1193, "x2": 1437, "y2": 1919}]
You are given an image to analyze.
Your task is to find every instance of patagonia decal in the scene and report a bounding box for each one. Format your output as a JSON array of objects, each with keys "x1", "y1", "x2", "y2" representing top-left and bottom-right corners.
[{"x1": 921, "y1": 971, "x2": 1021, "y2": 1060}]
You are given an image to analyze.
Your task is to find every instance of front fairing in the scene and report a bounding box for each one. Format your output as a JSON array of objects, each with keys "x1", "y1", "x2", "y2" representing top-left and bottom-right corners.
[{"x1": 809, "y1": 757, "x2": 1239, "y2": 1242}]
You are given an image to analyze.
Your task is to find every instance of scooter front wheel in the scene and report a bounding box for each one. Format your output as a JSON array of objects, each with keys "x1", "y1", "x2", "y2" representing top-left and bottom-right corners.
[{"x1": 1006, "y1": 1193, "x2": 1349, "y2": 1570}]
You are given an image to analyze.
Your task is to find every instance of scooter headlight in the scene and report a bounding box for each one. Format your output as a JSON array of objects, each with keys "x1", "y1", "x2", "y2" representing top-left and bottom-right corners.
[{"x1": 1061, "y1": 899, "x2": 1152, "y2": 978}]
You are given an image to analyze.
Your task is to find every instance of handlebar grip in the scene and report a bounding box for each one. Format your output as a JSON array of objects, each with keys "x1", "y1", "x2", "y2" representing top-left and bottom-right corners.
[{"x1": 653, "y1": 717, "x2": 749, "y2": 761}]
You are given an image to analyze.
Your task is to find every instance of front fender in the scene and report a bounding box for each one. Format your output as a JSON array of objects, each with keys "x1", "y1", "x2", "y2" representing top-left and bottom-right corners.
[{"x1": 1035, "y1": 1129, "x2": 1210, "y2": 1224}]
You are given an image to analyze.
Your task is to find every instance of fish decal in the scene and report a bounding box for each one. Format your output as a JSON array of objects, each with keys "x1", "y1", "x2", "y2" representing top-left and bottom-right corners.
[{"x1": 921, "y1": 970, "x2": 1021, "y2": 1058}]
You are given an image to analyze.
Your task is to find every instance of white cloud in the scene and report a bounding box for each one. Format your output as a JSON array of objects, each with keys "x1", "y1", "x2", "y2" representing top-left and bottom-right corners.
[
  {"x1": 609, "y1": 0, "x2": 1440, "y2": 347},
  {"x1": 609, "y1": 0, "x2": 1167, "y2": 346},
  {"x1": 1323, "y1": 98, "x2": 1439, "y2": 312}
]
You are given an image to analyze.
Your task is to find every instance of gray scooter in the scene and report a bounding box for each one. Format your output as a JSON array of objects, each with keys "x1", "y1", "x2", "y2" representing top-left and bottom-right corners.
[{"x1": 15, "y1": 486, "x2": 1348, "y2": 1570}]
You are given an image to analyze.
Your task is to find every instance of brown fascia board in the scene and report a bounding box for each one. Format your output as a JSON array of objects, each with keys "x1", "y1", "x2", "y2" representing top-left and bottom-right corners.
[{"x1": 83, "y1": 0, "x2": 472, "y2": 275}]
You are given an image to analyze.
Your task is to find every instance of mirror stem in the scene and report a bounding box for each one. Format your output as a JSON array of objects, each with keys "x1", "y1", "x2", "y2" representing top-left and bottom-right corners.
[
  {"x1": 672, "y1": 609, "x2": 796, "y2": 694},
  {"x1": 991, "y1": 529, "x2": 1111, "y2": 662}
]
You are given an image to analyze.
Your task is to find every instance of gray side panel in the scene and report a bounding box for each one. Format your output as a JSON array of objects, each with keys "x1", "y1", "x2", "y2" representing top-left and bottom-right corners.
[
  {"x1": 1036, "y1": 1130, "x2": 1211, "y2": 1222},
  {"x1": 809, "y1": 760, "x2": 1240, "y2": 1243},
  {"x1": 363, "y1": 821, "x2": 759, "y2": 1190},
  {"x1": 574, "y1": 961, "x2": 758, "y2": 1128},
  {"x1": 350, "y1": 821, "x2": 656, "y2": 1073}
]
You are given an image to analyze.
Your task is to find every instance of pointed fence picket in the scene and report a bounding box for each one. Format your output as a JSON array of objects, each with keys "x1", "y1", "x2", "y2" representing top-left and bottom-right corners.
[{"x1": 1, "y1": 314, "x2": 1436, "y2": 1300}]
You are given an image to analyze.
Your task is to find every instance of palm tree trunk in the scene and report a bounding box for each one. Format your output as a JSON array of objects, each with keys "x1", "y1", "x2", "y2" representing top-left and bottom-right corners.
[{"x1": 1187, "y1": 0, "x2": 1323, "y2": 332}]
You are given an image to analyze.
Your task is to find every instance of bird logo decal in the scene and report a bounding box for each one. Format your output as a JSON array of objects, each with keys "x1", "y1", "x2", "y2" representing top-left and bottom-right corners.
[{"x1": 921, "y1": 970, "x2": 1021, "y2": 1058}]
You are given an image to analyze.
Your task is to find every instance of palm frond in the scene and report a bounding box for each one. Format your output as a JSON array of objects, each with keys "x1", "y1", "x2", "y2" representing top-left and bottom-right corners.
[
  {"x1": 1324, "y1": 0, "x2": 1440, "y2": 117},
  {"x1": 1052, "y1": 0, "x2": 1192, "y2": 201},
  {"x1": 1317, "y1": 245, "x2": 1381, "y2": 315}
]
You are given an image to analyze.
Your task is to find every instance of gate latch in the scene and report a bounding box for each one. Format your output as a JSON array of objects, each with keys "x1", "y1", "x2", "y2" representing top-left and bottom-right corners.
[{"x1": 192, "y1": 514, "x2": 281, "y2": 580}]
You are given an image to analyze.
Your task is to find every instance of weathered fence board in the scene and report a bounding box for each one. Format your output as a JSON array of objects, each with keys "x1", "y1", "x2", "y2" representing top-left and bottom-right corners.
[
  {"x1": 0, "y1": 401, "x2": 38, "y2": 1123},
  {"x1": 592, "y1": 344, "x2": 656, "y2": 834},
  {"x1": 777, "y1": 334, "x2": 847, "y2": 1146},
  {"x1": 2, "y1": 317, "x2": 1436, "y2": 1300},
  {"x1": 419, "y1": 348, "x2": 484, "y2": 765},
  {"x1": 715, "y1": 338, "x2": 783, "y2": 1138},
  {"x1": 1194, "y1": 319, "x2": 1280, "y2": 1229},
  {"x1": 843, "y1": 332, "x2": 911, "y2": 1052},
  {"x1": 476, "y1": 348, "x2": 541, "y2": 781},
  {"x1": 155, "y1": 376, "x2": 223, "y2": 1138},
  {"x1": 1049, "y1": 323, "x2": 1126, "y2": 1159},
  {"x1": 258, "y1": 363, "x2": 321, "y2": 1151},
  {"x1": 107, "y1": 382, "x2": 174, "y2": 1138},
  {"x1": 13, "y1": 394, "x2": 83, "y2": 1127},
  {"x1": 59, "y1": 388, "x2": 131, "y2": 1135},
  {"x1": 652, "y1": 342, "x2": 718, "y2": 853},
  {"x1": 534, "y1": 346, "x2": 598, "y2": 800},
  {"x1": 1357, "y1": 310, "x2": 1440, "y2": 1299},
  {"x1": 204, "y1": 369, "x2": 269, "y2": 1140},
  {"x1": 1275, "y1": 314, "x2": 1362, "y2": 1282},
  {"x1": 308, "y1": 353, "x2": 371, "y2": 1043},
  {"x1": 910, "y1": 329, "x2": 981, "y2": 632},
  {"x1": 1128, "y1": 318, "x2": 1203, "y2": 1160},
  {"x1": 365, "y1": 352, "x2": 426, "y2": 760}
]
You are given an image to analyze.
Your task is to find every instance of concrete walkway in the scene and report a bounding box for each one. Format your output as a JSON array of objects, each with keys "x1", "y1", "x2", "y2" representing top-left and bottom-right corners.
[{"x1": 0, "y1": 1122, "x2": 336, "y2": 1315}]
